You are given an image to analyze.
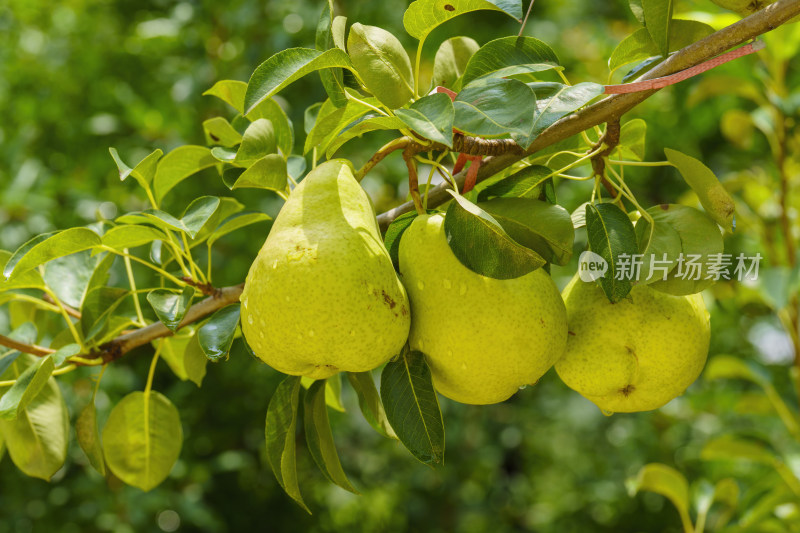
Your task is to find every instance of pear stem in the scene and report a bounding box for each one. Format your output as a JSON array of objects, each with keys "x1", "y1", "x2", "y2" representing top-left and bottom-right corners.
[{"x1": 403, "y1": 146, "x2": 425, "y2": 215}]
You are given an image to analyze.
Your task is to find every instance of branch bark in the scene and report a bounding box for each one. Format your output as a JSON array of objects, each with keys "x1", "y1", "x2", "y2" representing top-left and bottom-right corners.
[{"x1": 377, "y1": 0, "x2": 800, "y2": 230}]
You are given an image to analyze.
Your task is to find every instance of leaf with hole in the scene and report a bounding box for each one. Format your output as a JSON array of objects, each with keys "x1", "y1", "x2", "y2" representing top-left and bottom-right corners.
[{"x1": 403, "y1": 0, "x2": 522, "y2": 42}]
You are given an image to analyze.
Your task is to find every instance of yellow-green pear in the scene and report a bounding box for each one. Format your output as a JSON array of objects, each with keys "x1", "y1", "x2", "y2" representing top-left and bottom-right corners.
[
  {"x1": 555, "y1": 275, "x2": 710, "y2": 413},
  {"x1": 240, "y1": 160, "x2": 410, "y2": 379},
  {"x1": 398, "y1": 213, "x2": 568, "y2": 405}
]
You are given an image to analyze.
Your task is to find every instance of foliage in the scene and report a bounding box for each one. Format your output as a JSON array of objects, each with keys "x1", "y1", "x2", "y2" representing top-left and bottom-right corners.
[{"x1": 1, "y1": 0, "x2": 800, "y2": 532}]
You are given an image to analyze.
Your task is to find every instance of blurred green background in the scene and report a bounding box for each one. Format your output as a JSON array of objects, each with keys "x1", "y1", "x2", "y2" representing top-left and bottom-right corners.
[{"x1": 1, "y1": 0, "x2": 799, "y2": 531}]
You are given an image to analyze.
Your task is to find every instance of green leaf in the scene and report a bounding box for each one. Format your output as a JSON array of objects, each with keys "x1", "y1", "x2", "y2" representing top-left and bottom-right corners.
[
  {"x1": 211, "y1": 147, "x2": 237, "y2": 163},
  {"x1": 461, "y1": 36, "x2": 560, "y2": 87},
  {"x1": 181, "y1": 196, "x2": 221, "y2": 238},
  {"x1": 198, "y1": 304, "x2": 240, "y2": 362},
  {"x1": 207, "y1": 212, "x2": 272, "y2": 248},
  {"x1": 617, "y1": 118, "x2": 647, "y2": 161},
  {"x1": 101, "y1": 225, "x2": 167, "y2": 251},
  {"x1": 147, "y1": 287, "x2": 195, "y2": 332},
  {"x1": 704, "y1": 355, "x2": 770, "y2": 387},
  {"x1": 385, "y1": 211, "x2": 423, "y2": 270},
  {"x1": 102, "y1": 390, "x2": 183, "y2": 491},
  {"x1": 324, "y1": 114, "x2": 407, "y2": 158},
  {"x1": 519, "y1": 82, "x2": 604, "y2": 147},
  {"x1": 228, "y1": 154, "x2": 288, "y2": 192},
  {"x1": 445, "y1": 192, "x2": 545, "y2": 279},
  {"x1": 629, "y1": 0, "x2": 645, "y2": 24},
  {"x1": 244, "y1": 48, "x2": 354, "y2": 116},
  {"x1": 246, "y1": 98, "x2": 295, "y2": 157},
  {"x1": 50, "y1": 344, "x2": 79, "y2": 367},
  {"x1": 203, "y1": 117, "x2": 243, "y2": 147},
  {"x1": 664, "y1": 148, "x2": 736, "y2": 232},
  {"x1": 4, "y1": 228, "x2": 102, "y2": 280},
  {"x1": 157, "y1": 334, "x2": 207, "y2": 387},
  {"x1": 42, "y1": 251, "x2": 97, "y2": 309},
  {"x1": 701, "y1": 435, "x2": 775, "y2": 465},
  {"x1": 476, "y1": 165, "x2": 552, "y2": 201},
  {"x1": 109, "y1": 148, "x2": 162, "y2": 191},
  {"x1": 609, "y1": 21, "x2": 714, "y2": 72},
  {"x1": 236, "y1": 119, "x2": 277, "y2": 163},
  {"x1": 347, "y1": 372, "x2": 396, "y2": 439},
  {"x1": 76, "y1": 393, "x2": 106, "y2": 475},
  {"x1": 0, "y1": 366, "x2": 68, "y2": 481},
  {"x1": 380, "y1": 349, "x2": 444, "y2": 466},
  {"x1": 403, "y1": 0, "x2": 522, "y2": 41},
  {"x1": 643, "y1": 204, "x2": 724, "y2": 296},
  {"x1": 303, "y1": 380, "x2": 359, "y2": 494},
  {"x1": 454, "y1": 78, "x2": 536, "y2": 139},
  {"x1": 643, "y1": 0, "x2": 673, "y2": 57},
  {"x1": 347, "y1": 23, "x2": 414, "y2": 109},
  {"x1": 634, "y1": 214, "x2": 682, "y2": 284},
  {"x1": 627, "y1": 463, "x2": 692, "y2": 531},
  {"x1": 80, "y1": 287, "x2": 130, "y2": 342},
  {"x1": 301, "y1": 375, "x2": 345, "y2": 412},
  {"x1": 479, "y1": 197, "x2": 575, "y2": 265},
  {"x1": 316, "y1": 0, "x2": 348, "y2": 108},
  {"x1": 0, "y1": 356, "x2": 55, "y2": 420},
  {"x1": 395, "y1": 93, "x2": 454, "y2": 147},
  {"x1": 0, "y1": 251, "x2": 45, "y2": 291},
  {"x1": 585, "y1": 202, "x2": 639, "y2": 302},
  {"x1": 432, "y1": 36, "x2": 479, "y2": 89},
  {"x1": 183, "y1": 335, "x2": 208, "y2": 387},
  {"x1": 153, "y1": 145, "x2": 218, "y2": 203},
  {"x1": 265, "y1": 375, "x2": 309, "y2": 513},
  {"x1": 203, "y1": 79, "x2": 247, "y2": 113}
]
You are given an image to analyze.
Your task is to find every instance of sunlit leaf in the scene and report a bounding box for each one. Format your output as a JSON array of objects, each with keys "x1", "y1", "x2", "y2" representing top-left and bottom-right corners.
[
  {"x1": 403, "y1": 0, "x2": 522, "y2": 41},
  {"x1": 153, "y1": 146, "x2": 218, "y2": 203},
  {"x1": 395, "y1": 92, "x2": 454, "y2": 147},
  {"x1": 4, "y1": 228, "x2": 102, "y2": 280}
]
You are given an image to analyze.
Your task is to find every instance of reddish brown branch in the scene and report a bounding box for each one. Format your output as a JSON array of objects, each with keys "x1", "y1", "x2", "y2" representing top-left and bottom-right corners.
[{"x1": 42, "y1": 293, "x2": 81, "y2": 319}]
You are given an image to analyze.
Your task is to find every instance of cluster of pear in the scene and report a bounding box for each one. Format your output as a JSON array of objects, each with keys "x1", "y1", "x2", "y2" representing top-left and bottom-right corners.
[{"x1": 240, "y1": 160, "x2": 711, "y2": 413}]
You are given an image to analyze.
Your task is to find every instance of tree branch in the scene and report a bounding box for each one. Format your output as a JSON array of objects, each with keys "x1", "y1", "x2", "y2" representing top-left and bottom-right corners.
[
  {"x1": 0, "y1": 335, "x2": 55, "y2": 357},
  {"x1": 377, "y1": 0, "x2": 800, "y2": 230}
]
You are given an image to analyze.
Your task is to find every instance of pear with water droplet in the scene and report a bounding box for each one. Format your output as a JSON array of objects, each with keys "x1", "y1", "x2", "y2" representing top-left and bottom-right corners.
[
  {"x1": 240, "y1": 160, "x2": 410, "y2": 379},
  {"x1": 555, "y1": 274, "x2": 710, "y2": 413},
  {"x1": 398, "y1": 214, "x2": 567, "y2": 405}
]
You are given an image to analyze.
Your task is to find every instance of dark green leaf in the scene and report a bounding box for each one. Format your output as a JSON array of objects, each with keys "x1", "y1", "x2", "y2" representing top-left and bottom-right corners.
[
  {"x1": 518, "y1": 82, "x2": 604, "y2": 147},
  {"x1": 380, "y1": 349, "x2": 444, "y2": 466},
  {"x1": 265, "y1": 375, "x2": 309, "y2": 513},
  {"x1": 444, "y1": 192, "x2": 545, "y2": 279},
  {"x1": 454, "y1": 78, "x2": 536, "y2": 139},
  {"x1": 461, "y1": 36, "x2": 560, "y2": 87},
  {"x1": 147, "y1": 287, "x2": 195, "y2": 332},
  {"x1": 634, "y1": 214, "x2": 682, "y2": 284},
  {"x1": 385, "y1": 211, "x2": 423, "y2": 270},
  {"x1": 643, "y1": 0, "x2": 673, "y2": 57},
  {"x1": 198, "y1": 304, "x2": 241, "y2": 362},
  {"x1": 303, "y1": 380, "x2": 359, "y2": 493},
  {"x1": 476, "y1": 165, "x2": 552, "y2": 201},
  {"x1": 585, "y1": 202, "x2": 639, "y2": 302},
  {"x1": 316, "y1": 0, "x2": 348, "y2": 108},
  {"x1": 609, "y1": 20, "x2": 714, "y2": 72},
  {"x1": 76, "y1": 386, "x2": 106, "y2": 475},
  {"x1": 395, "y1": 93, "x2": 455, "y2": 148}
]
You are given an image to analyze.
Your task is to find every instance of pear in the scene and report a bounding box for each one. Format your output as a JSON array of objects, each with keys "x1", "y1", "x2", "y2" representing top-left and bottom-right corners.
[
  {"x1": 555, "y1": 274, "x2": 710, "y2": 413},
  {"x1": 398, "y1": 213, "x2": 568, "y2": 405},
  {"x1": 240, "y1": 160, "x2": 410, "y2": 379}
]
